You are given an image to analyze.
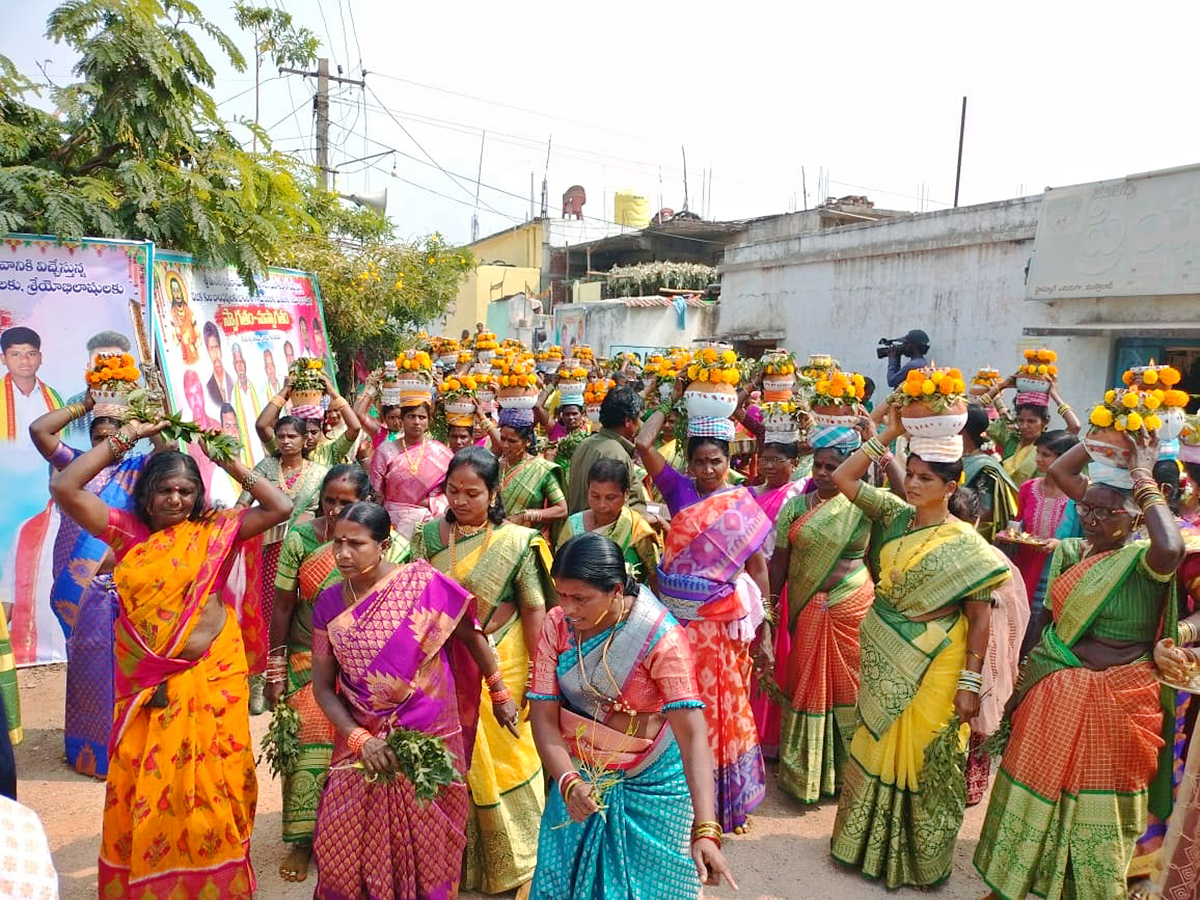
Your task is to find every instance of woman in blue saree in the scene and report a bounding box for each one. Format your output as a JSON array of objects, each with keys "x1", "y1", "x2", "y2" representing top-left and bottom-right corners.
[{"x1": 528, "y1": 533, "x2": 737, "y2": 899}]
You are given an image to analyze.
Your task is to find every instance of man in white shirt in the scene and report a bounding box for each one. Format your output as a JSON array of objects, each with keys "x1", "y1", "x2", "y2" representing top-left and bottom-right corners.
[{"x1": 0, "y1": 327, "x2": 63, "y2": 450}]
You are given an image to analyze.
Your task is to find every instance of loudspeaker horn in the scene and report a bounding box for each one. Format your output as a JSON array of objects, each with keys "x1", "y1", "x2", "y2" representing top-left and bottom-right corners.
[{"x1": 339, "y1": 189, "x2": 388, "y2": 215}]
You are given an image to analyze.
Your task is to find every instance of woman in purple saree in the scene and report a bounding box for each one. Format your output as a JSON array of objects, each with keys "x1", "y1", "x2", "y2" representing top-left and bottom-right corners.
[{"x1": 310, "y1": 502, "x2": 522, "y2": 900}]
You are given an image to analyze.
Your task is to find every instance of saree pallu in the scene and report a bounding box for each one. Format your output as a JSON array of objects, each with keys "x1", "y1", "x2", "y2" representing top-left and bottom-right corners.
[
  {"x1": 962, "y1": 451, "x2": 1018, "y2": 543},
  {"x1": 0, "y1": 603, "x2": 18, "y2": 748},
  {"x1": 312, "y1": 562, "x2": 479, "y2": 900},
  {"x1": 99, "y1": 510, "x2": 257, "y2": 900},
  {"x1": 500, "y1": 456, "x2": 566, "y2": 518},
  {"x1": 974, "y1": 540, "x2": 1173, "y2": 900},
  {"x1": 657, "y1": 488, "x2": 771, "y2": 831},
  {"x1": 417, "y1": 521, "x2": 552, "y2": 893}
]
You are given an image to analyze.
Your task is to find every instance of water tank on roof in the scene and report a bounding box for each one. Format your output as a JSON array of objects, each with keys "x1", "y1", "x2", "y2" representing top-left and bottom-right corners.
[{"x1": 614, "y1": 191, "x2": 650, "y2": 228}]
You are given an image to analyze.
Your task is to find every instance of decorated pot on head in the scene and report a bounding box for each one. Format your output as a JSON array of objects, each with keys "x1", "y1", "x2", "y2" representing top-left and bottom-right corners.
[
  {"x1": 584, "y1": 378, "x2": 615, "y2": 424},
  {"x1": 762, "y1": 400, "x2": 803, "y2": 446},
  {"x1": 809, "y1": 368, "x2": 866, "y2": 427},
  {"x1": 892, "y1": 367, "x2": 969, "y2": 439},
  {"x1": 289, "y1": 357, "x2": 327, "y2": 408},
  {"x1": 439, "y1": 374, "x2": 477, "y2": 426},
  {"x1": 970, "y1": 366, "x2": 1002, "y2": 397},
  {"x1": 474, "y1": 331, "x2": 499, "y2": 362},
  {"x1": 86, "y1": 352, "x2": 141, "y2": 406},
  {"x1": 473, "y1": 374, "x2": 498, "y2": 413},
  {"x1": 1179, "y1": 414, "x2": 1200, "y2": 464},
  {"x1": 1084, "y1": 363, "x2": 1187, "y2": 468},
  {"x1": 1014, "y1": 347, "x2": 1057, "y2": 404},
  {"x1": 556, "y1": 362, "x2": 589, "y2": 399},
  {"x1": 497, "y1": 359, "x2": 540, "y2": 410},
  {"x1": 684, "y1": 346, "x2": 740, "y2": 420},
  {"x1": 394, "y1": 348, "x2": 434, "y2": 399},
  {"x1": 760, "y1": 349, "x2": 798, "y2": 403}
]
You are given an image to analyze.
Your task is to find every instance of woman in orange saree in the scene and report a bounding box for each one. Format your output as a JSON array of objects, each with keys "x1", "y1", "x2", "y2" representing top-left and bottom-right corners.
[{"x1": 51, "y1": 430, "x2": 293, "y2": 900}]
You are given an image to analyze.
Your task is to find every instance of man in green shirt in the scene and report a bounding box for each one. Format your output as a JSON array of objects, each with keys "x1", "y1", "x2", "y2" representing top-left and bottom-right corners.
[{"x1": 567, "y1": 386, "x2": 649, "y2": 515}]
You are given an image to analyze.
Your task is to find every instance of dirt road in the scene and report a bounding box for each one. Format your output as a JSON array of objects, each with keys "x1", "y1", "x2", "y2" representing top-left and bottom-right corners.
[{"x1": 15, "y1": 664, "x2": 990, "y2": 899}]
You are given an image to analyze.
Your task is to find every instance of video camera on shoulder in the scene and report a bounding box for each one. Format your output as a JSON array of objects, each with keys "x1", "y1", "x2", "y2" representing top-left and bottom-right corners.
[{"x1": 876, "y1": 337, "x2": 905, "y2": 359}]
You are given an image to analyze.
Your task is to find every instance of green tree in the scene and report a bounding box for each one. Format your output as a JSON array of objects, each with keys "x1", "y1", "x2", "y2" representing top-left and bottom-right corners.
[
  {"x1": 280, "y1": 188, "x2": 474, "y2": 385},
  {"x1": 232, "y1": 3, "x2": 319, "y2": 152},
  {"x1": 0, "y1": 0, "x2": 312, "y2": 280}
]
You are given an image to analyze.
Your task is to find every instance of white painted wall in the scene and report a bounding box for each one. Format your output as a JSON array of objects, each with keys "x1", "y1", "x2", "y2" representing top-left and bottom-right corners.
[
  {"x1": 555, "y1": 300, "x2": 718, "y2": 358},
  {"x1": 715, "y1": 195, "x2": 1160, "y2": 416}
]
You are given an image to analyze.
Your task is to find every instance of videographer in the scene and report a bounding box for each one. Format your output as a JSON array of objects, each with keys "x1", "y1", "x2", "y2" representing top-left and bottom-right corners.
[{"x1": 881, "y1": 329, "x2": 930, "y2": 388}]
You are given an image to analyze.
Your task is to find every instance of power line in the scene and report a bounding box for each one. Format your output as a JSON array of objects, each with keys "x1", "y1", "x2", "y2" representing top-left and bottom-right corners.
[
  {"x1": 335, "y1": 0, "x2": 351, "y2": 77},
  {"x1": 360, "y1": 158, "x2": 526, "y2": 223},
  {"x1": 368, "y1": 70, "x2": 646, "y2": 142},
  {"x1": 345, "y1": 0, "x2": 364, "y2": 68},
  {"x1": 312, "y1": 0, "x2": 339, "y2": 68},
  {"x1": 365, "y1": 84, "x2": 510, "y2": 220}
]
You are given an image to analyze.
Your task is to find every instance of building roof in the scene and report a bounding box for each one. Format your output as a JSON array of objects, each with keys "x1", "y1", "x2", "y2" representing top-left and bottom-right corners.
[{"x1": 619, "y1": 294, "x2": 712, "y2": 309}]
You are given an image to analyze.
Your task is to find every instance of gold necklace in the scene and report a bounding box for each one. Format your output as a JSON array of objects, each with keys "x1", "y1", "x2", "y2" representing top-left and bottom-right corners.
[
  {"x1": 573, "y1": 596, "x2": 635, "y2": 716},
  {"x1": 888, "y1": 513, "x2": 948, "y2": 584},
  {"x1": 448, "y1": 520, "x2": 493, "y2": 581},
  {"x1": 278, "y1": 458, "x2": 308, "y2": 498},
  {"x1": 400, "y1": 436, "x2": 428, "y2": 475}
]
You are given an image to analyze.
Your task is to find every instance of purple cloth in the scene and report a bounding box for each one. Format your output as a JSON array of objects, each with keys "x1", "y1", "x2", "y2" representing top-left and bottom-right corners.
[{"x1": 653, "y1": 465, "x2": 702, "y2": 517}]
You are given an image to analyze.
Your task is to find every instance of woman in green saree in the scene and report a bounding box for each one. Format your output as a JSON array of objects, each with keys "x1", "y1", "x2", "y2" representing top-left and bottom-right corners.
[
  {"x1": 264, "y1": 464, "x2": 410, "y2": 884},
  {"x1": 960, "y1": 404, "x2": 1019, "y2": 541},
  {"x1": 413, "y1": 446, "x2": 556, "y2": 896},
  {"x1": 829, "y1": 406, "x2": 1010, "y2": 889},
  {"x1": 975, "y1": 436, "x2": 1185, "y2": 900},
  {"x1": 482, "y1": 414, "x2": 568, "y2": 534},
  {"x1": 556, "y1": 458, "x2": 661, "y2": 590}
]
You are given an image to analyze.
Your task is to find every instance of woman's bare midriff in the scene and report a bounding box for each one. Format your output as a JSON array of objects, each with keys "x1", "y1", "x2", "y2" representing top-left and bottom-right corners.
[
  {"x1": 819, "y1": 557, "x2": 861, "y2": 594},
  {"x1": 1072, "y1": 635, "x2": 1152, "y2": 670},
  {"x1": 178, "y1": 597, "x2": 227, "y2": 661},
  {"x1": 484, "y1": 601, "x2": 519, "y2": 636},
  {"x1": 606, "y1": 709, "x2": 664, "y2": 741}
]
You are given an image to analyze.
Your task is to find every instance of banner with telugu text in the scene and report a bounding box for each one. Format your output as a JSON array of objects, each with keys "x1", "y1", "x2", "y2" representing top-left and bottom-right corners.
[
  {"x1": 151, "y1": 250, "x2": 335, "y2": 508},
  {"x1": 0, "y1": 234, "x2": 153, "y2": 665}
]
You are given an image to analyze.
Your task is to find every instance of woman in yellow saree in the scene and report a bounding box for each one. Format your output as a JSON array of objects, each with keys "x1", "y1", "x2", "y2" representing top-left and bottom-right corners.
[
  {"x1": 828, "y1": 408, "x2": 1009, "y2": 889},
  {"x1": 51, "y1": 430, "x2": 293, "y2": 900},
  {"x1": 413, "y1": 446, "x2": 555, "y2": 895}
]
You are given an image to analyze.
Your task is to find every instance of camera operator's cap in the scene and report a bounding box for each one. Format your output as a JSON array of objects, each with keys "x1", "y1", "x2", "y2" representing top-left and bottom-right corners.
[{"x1": 902, "y1": 329, "x2": 929, "y2": 346}]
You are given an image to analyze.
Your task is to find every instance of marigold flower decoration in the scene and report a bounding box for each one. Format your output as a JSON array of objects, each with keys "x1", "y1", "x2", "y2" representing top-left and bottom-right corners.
[
  {"x1": 475, "y1": 332, "x2": 499, "y2": 352},
  {"x1": 431, "y1": 337, "x2": 460, "y2": 357},
  {"x1": 86, "y1": 352, "x2": 140, "y2": 386},
  {"x1": 890, "y1": 367, "x2": 967, "y2": 411},
  {"x1": 584, "y1": 379, "x2": 616, "y2": 404},
  {"x1": 813, "y1": 369, "x2": 868, "y2": 406},
  {"x1": 972, "y1": 367, "x2": 1002, "y2": 388},
  {"x1": 498, "y1": 359, "x2": 539, "y2": 390},
  {"x1": 574, "y1": 345, "x2": 595, "y2": 362},
  {"x1": 440, "y1": 374, "x2": 479, "y2": 400},
  {"x1": 1089, "y1": 364, "x2": 1186, "y2": 432},
  {"x1": 290, "y1": 357, "x2": 326, "y2": 393},
  {"x1": 395, "y1": 349, "x2": 433, "y2": 373},
  {"x1": 801, "y1": 353, "x2": 838, "y2": 381},
  {"x1": 760, "y1": 350, "x2": 797, "y2": 376},
  {"x1": 535, "y1": 346, "x2": 565, "y2": 363},
  {"x1": 1019, "y1": 347, "x2": 1059, "y2": 378},
  {"x1": 556, "y1": 362, "x2": 589, "y2": 382},
  {"x1": 686, "y1": 348, "x2": 741, "y2": 385}
]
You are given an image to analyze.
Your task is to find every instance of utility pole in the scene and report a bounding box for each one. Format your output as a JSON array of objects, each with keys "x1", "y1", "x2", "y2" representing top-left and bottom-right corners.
[
  {"x1": 953, "y1": 96, "x2": 967, "y2": 208},
  {"x1": 279, "y1": 57, "x2": 365, "y2": 190}
]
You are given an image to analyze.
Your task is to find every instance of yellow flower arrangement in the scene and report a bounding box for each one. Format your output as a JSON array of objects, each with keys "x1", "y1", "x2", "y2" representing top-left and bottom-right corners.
[
  {"x1": 456, "y1": 350, "x2": 472, "y2": 363},
  {"x1": 1019, "y1": 347, "x2": 1059, "y2": 377},
  {"x1": 889, "y1": 367, "x2": 967, "y2": 411},
  {"x1": 497, "y1": 359, "x2": 539, "y2": 390},
  {"x1": 686, "y1": 347, "x2": 741, "y2": 385},
  {"x1": 395, "y1": 349, "x2": 433, "y2": 373},
  {"x1": 440, "y1": 374, "x2": 480, "y2": 401},
  {"x1": 430, "y1": 337, "x2": 460, "y2": 357},
  {"x1": 972, "y1": 367, "x2": 1002, "y2": 388},
  {"x1": 574, "y1": 345, "x2": 595, "y2": 361},
  {"x1": 475, "y1": 332, "x2": 499, "y2": 352},
  {"x1": 801, "y1": 353, "x2": 838, "y2": 381},
  {"x1": 86, "y1": 352, "x2": 140, "y2": 386},
  {"x1": 584, "y1": 379, "x2": 616, "y2": 405},
  {"x1": 813, "y1": 369, "x2": 868, "y2": 406},
  {"x1": 760, "y1": 349, "x2": 797, "y2": 376},
  {"x1": 557, "y1": 363, "x2": 588, "y2": 381},
  {"x1": 1088, "y1": 364, "x2": 1186, "y2": 433}
]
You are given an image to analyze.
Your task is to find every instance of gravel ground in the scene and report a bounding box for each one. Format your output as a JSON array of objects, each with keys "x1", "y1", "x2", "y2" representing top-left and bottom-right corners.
[{"x1": 15, "y1": 663, "x2": 991, "y2": 899}]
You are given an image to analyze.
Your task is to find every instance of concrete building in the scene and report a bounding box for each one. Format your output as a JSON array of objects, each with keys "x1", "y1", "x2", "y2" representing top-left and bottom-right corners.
[
  {"x1": 552, "y1": 295, "x2": 718, "y2": 359},
  {"x1": 716, "y1": 165, "x2": 1200, "y2": 411}
]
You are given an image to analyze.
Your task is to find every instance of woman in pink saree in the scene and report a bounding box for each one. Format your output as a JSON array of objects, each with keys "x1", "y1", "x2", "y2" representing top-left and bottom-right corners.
[
  {"x1": 310, "y1": 502, "x2": 521, "y2": 900},
  {"x1": 369, "y1": 398, "x2": 453, "y2": 539}
]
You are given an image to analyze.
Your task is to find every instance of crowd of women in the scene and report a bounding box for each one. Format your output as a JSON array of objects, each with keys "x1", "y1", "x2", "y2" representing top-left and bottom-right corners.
[{"x1": 3, "y1": 336, "x2": 1200, "y2": 900}]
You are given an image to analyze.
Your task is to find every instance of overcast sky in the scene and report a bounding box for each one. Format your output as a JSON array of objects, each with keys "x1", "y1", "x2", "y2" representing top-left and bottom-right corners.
[{"x1": 7, "y1": 0, "x2": 1200, "y2": 246}]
